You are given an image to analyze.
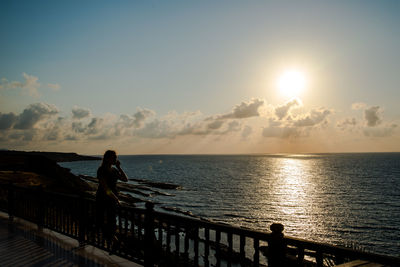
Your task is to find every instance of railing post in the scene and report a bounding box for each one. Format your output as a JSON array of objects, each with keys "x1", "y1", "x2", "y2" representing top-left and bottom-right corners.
[
  {"x1": 7, "y1": 183, "x2": 14, "y2": 222},
  {"x1": 36, "y1": 185, "x2": 44, "y2": 231},
  {"x1": 78, "y1": 195, "x2": 86, "y2": 246},
  {"x1": 144, "y1": 202, "x2": 155, "y2": 267},
  {"x1": 268, "y1": 223, "x2": 286, "y2": 267}
]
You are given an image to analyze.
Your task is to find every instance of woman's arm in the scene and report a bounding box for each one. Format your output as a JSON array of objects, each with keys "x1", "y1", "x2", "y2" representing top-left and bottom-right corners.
[{"x1": 115, "y1": 160, "x2": 128, "y2": 182}]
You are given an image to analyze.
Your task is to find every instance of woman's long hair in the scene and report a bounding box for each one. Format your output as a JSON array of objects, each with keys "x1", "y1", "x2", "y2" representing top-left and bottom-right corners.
[{"x1": 101, "y1": 150, "x2": 116, "y2": 167}]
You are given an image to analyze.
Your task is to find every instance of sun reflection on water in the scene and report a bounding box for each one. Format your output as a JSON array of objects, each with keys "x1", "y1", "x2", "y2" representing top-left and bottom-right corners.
[
  {"x1": 276, "y1": 158, "x2": 310, "y2": 216},
  {"x1": 251, "y1": 156, "x2": 326, "y2": 240}
]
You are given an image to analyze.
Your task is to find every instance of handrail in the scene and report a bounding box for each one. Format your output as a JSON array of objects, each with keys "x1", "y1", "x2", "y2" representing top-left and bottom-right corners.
[{"x1": 0, "y1": 183, "x2": 399, "y2": 267}]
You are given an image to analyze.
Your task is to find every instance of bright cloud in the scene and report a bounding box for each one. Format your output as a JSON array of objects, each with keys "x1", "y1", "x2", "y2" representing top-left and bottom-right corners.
[
  {"x1": 262, "y1": 105, "x2": 331, "y2": 139},
  {"x1": 275, "y1": 98, "x2": 300, "y2": 120},
  {"x1": 292, "y1": 108, "x2": 331, "y2": 127}
]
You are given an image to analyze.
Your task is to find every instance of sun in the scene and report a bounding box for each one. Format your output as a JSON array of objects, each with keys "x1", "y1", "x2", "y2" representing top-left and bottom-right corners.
[{"x1": 277, "y1": 70, "x2": 307, "y2": 98}]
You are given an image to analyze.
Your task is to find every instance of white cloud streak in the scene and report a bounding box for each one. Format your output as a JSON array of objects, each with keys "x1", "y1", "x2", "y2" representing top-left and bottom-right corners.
[
  {"x1": 48, "y1": 83, "x2": 61, "y2": 91},
  {"x1": 0, "y1": 73, "x2": 41, "y2": 98}
]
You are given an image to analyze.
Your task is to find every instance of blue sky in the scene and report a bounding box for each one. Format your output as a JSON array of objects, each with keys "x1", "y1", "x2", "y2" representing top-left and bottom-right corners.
[{"x1": 1, "y1": 1, "x2": 399, "y2": 154}]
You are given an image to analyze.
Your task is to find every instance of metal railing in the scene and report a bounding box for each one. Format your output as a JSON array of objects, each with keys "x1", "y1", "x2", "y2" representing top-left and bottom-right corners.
[{"x1": 0, "y1": 183, "x2": 399, "y2": 267}]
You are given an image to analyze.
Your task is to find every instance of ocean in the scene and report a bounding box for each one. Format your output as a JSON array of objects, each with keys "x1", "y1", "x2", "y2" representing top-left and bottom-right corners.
[{"x1": 60, "y1": 153, "x2": 400, "y2": 257}]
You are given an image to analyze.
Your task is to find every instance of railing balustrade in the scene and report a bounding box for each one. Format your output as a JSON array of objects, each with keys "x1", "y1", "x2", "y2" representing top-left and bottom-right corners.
[{"x1": 0, "y1": 183, "x2": 399, "y2": 267}]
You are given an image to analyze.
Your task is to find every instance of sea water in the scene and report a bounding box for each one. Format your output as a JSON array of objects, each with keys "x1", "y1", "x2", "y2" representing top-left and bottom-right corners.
[{"x1": 60, "y1": 153, "x2": 400, "y2": 257}]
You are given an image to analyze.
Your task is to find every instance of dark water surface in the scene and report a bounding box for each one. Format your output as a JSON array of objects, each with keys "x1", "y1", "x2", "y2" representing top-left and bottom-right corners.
[{"x1": 61, "y1": 153, "x2": 400, "y2": 257}]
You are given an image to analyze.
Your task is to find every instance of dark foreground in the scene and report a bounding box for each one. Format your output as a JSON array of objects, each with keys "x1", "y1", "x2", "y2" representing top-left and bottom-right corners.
[
  {"x1": 0, "y1": 211, "x2": 140, "y2": 267},
  {"x1": 0, "y1": 152, "x2": 399, "y2": 266},
  {"x1": 1, "y1": 184, "x2": 399, "y2": 267}
]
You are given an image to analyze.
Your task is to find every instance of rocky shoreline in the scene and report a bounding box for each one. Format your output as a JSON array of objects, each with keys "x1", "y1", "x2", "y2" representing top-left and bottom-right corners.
[{"x1": 0, "y1": 150, "x2": 185, "y2": 212}]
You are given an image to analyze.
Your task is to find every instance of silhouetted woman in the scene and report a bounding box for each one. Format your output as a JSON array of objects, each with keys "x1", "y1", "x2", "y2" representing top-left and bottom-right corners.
[{"x1": 96, "y1": 150, "x2": 128, "y2": 247}]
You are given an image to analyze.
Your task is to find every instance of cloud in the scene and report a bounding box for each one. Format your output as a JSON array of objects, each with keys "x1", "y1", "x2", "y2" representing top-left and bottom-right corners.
[
  {"x1": 0, "y1": 73, "x2": 41, "y2": 98},
  {"x1": 72, "y1": 122, "x2": 86, "y2": 133},
  {"x1": 241, "y1": 125, "x2": 252, "y2": 139},
  {"x1": 48, "y1": 83, "x2": 61, "y2": 91},
  {"x1": 180, "y1": 98, "x2": 264, "y2": 136},
  {"x1": 118, "y1": 108, "x2": 155, "y2": 128},
  {"x1": 65, "y1": 135, "x2": 79, "y2": 141},
  {"x1": 14, "y1": 103, "x2": 59, "y2": 129},
  {"x1": 132, "y1": 108, "x2": 155, "y2": 127},
  {"x1": 134, "y1": 112, "x2": 243, "y2": 139},
  {"x1": 21, "y1": 73, "x2": 41, "y2": 97},
  {"x1": 44, "y1": 126, "x2": 60, "y2": 140},
  {"x1": 7, "y1": 129, "x2": 37, "y2": 142},
  {"x1": 364, "y1": 106, "x2": 382, "y2": 127},
  {"x1": 1, "y1": 97, "x2": 398, "y2": 153},
  {"x1": 261, "y1": 107, "x2": 331, "y2": 139},
  {"x1": 352, "y1": 102, "x2": 367, "y2": 110},
  {"x1": 292, "y1": 108, "x2": 331, "y2": 127},
  {"x1": 275, "y1": 98, "x2": 300, "y2": 120},
  {"x1": 135, "y1": 116, "x2": 202, "y2": 139},
  {"x1": 337, "y1": 118, "x2": 357, "y2": 130},
  {"x1": 339, "y1": 104, "x2": 397, "y2": 138},
  {"x1": 41, "y1": 117, "x2": 66, "y2": 141},
  {"x1": 134, "y1": 119, "x2": 175, "y2": 139},
  {"x1": 217, "y1": 98, "x2": 264, "y2": 120},
  {"x1": 129, "y1": 100, "x2": 261, "y2": 139},
  {"x1": 207, "y1": 120, "x2": 224, "y2": 130},
  {"x1": 262, "y1": 124, "x2": 300, "y2": 139},
  {"x1": 363, "y1": 124, "x2": 397, "y2": 137},
  {"x1": 86, "y1": 117, "x2": 104, "y2": 135},
  {"x1": 0, "y1": 112, "x2": 18, "y2": 130},
  {"x1": 226, "y1": 121, "x2": 240, "y2": 132},
  {"x1": 0, "y1": 73, "x2": 62, "y2": 98},
  {"x1": 72, "y1": 106, "x2": 91, "y2": 119}
]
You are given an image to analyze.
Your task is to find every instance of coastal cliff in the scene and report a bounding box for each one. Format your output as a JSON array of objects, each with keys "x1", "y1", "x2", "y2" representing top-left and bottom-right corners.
[{"x1": 0, "y1": 151, "x2": 95, "y2": 194}]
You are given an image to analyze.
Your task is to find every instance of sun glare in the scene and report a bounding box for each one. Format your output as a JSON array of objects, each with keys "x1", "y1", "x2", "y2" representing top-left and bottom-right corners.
[{"x1": 277, "y1": 70, "x2": 307, "y2": 98}]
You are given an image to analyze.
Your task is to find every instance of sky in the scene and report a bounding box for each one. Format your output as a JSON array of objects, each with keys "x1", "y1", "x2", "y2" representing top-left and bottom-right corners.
[{"x1": 1, "y1": 0, "x2": 400, "y2": 155}]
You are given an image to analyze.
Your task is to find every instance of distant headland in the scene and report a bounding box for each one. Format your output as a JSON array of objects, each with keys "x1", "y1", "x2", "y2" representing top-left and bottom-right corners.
[{"x1": 0, "y1": 150, "x2": 101, "y2": 162}]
